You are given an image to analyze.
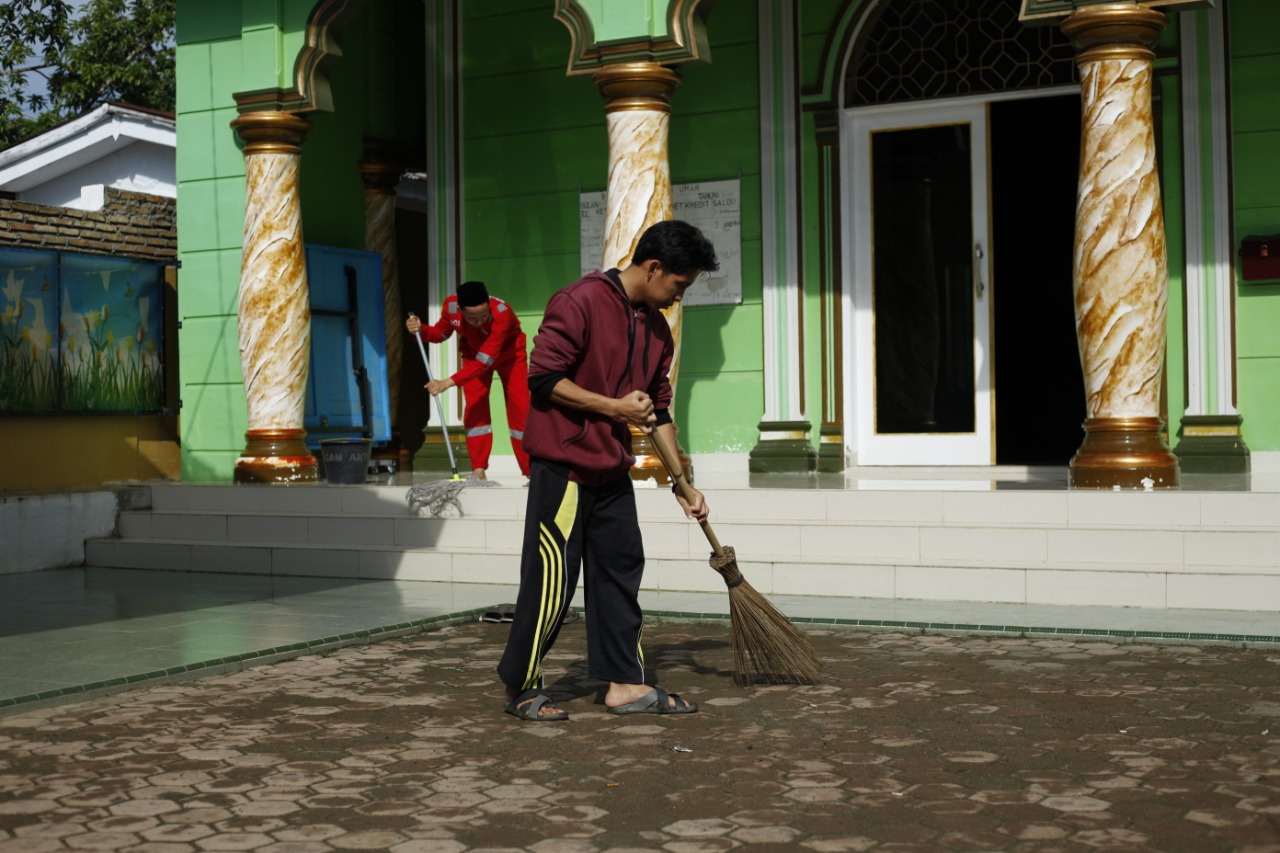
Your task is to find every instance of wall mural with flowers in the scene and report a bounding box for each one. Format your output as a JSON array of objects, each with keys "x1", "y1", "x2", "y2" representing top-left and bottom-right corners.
[{"x1": 0, "y1": 247, "x2": 165, "y2": 414}]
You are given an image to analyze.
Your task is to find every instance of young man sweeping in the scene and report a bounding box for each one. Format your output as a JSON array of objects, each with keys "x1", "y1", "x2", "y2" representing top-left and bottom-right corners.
[
  {"x1": 498, "y1": 219, "x2": 719, "y2": 721},
  {"x1": 406, "y1": 280, "x2": 531, "y2": 479}
]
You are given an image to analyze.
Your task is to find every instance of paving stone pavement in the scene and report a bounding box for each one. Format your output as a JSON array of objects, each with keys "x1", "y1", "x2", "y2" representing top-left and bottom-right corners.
[{"x1": 2, "y1": 621, "x2": 1280, "y2": 852}]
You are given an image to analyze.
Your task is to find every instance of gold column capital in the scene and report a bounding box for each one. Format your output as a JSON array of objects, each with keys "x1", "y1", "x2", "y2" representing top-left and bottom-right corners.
[
  {"x1": 231, "y1": 111, "x2": 313, "y2": 156},
  {"x1": 358, "y1": 140, "x2": 406, "y2": 193},
  {"x1": 357, "y1": 160, "x2": 403, "y2": 193},
  {"x1": 1061, "y1": 3, "x2": 1167, "y2": 62},
  {"x1": 592, "y1": 62, "x2": 682, "y2": 113}
]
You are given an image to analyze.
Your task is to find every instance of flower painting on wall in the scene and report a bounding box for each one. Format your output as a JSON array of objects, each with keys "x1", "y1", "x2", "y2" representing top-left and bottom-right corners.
[
  {"x1": 0, "y1": 249, "x2": 59, "y2": 413},
  {"x1": 0, "y1": 247, "x2": 165, "y2": 414}
]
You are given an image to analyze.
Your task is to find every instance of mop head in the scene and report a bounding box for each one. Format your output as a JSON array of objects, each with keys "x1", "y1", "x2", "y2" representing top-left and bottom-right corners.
[{"x1": 406, "y1": 476, "x2": 500, "y2": 518}]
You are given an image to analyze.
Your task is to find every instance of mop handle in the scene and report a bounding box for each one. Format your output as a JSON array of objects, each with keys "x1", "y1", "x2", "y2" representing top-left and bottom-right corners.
[
  {"x1": 649, "y1": 428, "x2": 725, "y2": 556},
  {"x1": 408, "y1": 313, "x2": 459, "y2": 476}
]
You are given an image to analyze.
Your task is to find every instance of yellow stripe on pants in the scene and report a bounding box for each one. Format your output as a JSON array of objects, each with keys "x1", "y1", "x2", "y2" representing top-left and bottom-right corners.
[{"x1": 522, "y1": 480, "x2": 578, "y2": 689}]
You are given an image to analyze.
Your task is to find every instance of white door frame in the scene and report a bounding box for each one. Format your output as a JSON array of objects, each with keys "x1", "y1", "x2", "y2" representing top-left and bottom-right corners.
[{"x1": 839, "y1": 87, "x2": 1077, "y2": 467}]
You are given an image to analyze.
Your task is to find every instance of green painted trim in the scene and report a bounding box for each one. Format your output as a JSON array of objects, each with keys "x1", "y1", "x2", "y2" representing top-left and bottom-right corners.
[
  {"x1": 748, "y1": 439, "x2": 817, "y2": 473},
  {"x1": 817, "y1": 424, "x2": 844, "y2": 473},
  {"x1": 748, "y1": 419, "x2": 817, "y2": 473},
  {"x1": 1019, "y1": 0, "x2": 1078, "y2": 21},
  {"x1": 411, "y1": 428, "x2": 469, "y2": 476},
  {"x1": 1020, "y1": 0, "x2": 1214, "y2": 26},
  {"x1": 233, "y1": 0, "x2": 366, "y2": 114},
  {"x1": 1193, "y1": 13, "x2": 1221, "y2": 409},
  {"x1": 1173, "y1": 413, "x2": 1251, "y2": 473},
  {"x1": 799, "y1": 0, "x2": 868, "y2": 109},
  {"x1": 798, "y1": 103, "x2": 839, "y2": 445},
  {"x1": 426, "y1": 0, "x2": 460, "y2": 406},
  {"x1": 553, "y1": 0, "x2": 716, "y2": 75},
  {"x1": 1160, "y1": 67, "x2": 1188, "y2": 434},
  {"x1": 578, "y1": 0, "x2": 664, "y2": 41}
]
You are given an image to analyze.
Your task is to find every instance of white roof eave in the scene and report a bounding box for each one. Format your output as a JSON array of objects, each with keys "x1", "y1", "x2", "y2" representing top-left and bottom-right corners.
[{"x1": 0, "y1": 104, "x2": 176, "y2": 192}]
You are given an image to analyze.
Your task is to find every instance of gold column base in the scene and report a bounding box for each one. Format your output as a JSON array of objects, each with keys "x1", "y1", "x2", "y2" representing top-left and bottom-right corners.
[
  {"x1": 234, "y1": 429, "x2": 318, "y2": 484},
  {"x1": 1069, "y1": 416, "x2": 1179, "y2": 489},
  {"x1": 629, "y1": 425, "x2": 692, "y2": 486}
]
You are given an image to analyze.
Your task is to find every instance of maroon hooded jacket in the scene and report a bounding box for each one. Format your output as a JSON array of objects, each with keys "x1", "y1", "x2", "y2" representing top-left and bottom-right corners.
[{"x1": 524, "y1": 270, "x2": 674, "y2": 485}]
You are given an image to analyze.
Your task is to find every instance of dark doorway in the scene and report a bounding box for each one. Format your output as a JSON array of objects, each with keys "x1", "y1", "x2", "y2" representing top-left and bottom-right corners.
[
  {"x1": 990, "y1": 94, "x2": 1086, "y2": 466},
  {"x1": 871, "y1": 123, "x2": 976, "y2": 435}
]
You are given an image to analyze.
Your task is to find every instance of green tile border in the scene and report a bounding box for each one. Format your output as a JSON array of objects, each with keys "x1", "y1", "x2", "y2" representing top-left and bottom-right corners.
[
  {"x1": 659, "y1": 613, "x2": 1280, "y2": 649},
  {"x1": 5, "y1": 605, "x2": 1280, "y2": 714}
]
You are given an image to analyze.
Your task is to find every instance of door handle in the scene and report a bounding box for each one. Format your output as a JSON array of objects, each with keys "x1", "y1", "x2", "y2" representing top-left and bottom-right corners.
[{"x1": 973, "y1": 242, "x2": 986, "y2": 297}]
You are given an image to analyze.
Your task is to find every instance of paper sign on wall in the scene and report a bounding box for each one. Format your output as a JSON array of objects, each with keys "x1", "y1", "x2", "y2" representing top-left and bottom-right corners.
[{"x1": 579, "y1": 178, "x2": 742, "y2": 306}]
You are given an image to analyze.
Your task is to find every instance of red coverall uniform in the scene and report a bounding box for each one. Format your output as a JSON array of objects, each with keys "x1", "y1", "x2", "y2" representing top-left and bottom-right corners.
[{"x1": 416, "y1": 294, "x2": 531, "y2": 476}]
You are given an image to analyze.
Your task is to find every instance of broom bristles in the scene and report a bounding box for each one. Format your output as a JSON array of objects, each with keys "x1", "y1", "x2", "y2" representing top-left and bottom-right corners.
[{"x1": 710, "y1": 545, "x2": 823, "y2": 686}]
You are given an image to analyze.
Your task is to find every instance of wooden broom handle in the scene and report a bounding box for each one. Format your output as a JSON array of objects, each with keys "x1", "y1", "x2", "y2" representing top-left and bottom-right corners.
[{"x1": 648, "y1": 428, "x2": 726, "y2": 557}]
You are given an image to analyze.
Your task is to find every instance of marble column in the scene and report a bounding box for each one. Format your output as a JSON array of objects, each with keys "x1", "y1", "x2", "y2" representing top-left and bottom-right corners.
[
  {"x1": 358, "y1": 144, "x2": 404, "y2": 460},
  {"x1": 1061, "y1": 4, "x2": 1179, "y2": 489},
  {"x1": 230, "y1": 111, "x2": 317, "y2": 484},
  {"x1": 593, "y1": 61, "x2": 689, "y2": 484}
]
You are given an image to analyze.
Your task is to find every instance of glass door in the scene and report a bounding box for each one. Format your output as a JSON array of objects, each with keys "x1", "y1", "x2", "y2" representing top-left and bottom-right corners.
[{"x1": 846, "y1": 102, "x2": 993, "y2": 465}]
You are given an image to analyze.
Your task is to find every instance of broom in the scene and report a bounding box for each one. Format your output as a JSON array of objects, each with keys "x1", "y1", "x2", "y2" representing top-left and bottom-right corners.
[
  {"x1": 404, "y1": 312, "x2": 497, "y2": 518},
  {"x1": 649, "y1": 430, "x2": 823, "y2": 686}
]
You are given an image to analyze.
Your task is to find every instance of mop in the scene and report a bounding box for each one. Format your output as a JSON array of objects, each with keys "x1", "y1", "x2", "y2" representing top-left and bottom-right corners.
[{"x1": 404, "y1": 313, "x2": 498, "y2": 517}]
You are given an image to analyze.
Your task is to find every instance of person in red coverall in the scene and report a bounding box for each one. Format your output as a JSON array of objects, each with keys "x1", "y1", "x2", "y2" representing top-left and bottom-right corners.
[
  {"x1": 405, "y1": 280, "x2": 531, "y2": 480},
  {"x1": 497, "y1": 220, "x2": 719, "y2": 722}
]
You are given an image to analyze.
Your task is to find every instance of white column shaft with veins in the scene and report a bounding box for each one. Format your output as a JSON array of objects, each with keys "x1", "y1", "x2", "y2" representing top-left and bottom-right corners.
[
  {"x1": 1074, "y1": 56, "x2": 1167, "y2": 419},
  {"x1": 602, "y1": 107, "x2": 681, "y2": 394},
  {"x1": 365, "y1": 189, "x2": 402, "y2": 422},
  {"x1": 602, "y1": 109, "x2": 672, "y2": 268},
  {"x1": 239, "y1": 150, "x2": 310, "y2": 430},
  {"x1": 595, "y1": 63, "x2": 682, "y2": 406}
]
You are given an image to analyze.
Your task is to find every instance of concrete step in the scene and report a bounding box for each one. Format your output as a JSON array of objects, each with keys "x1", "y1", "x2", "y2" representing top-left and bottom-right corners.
[
  {"x1": 83, "y1": 482, "x2": 1280, "y2": 613},
  {"x1": 144, "y1": 481, "x2": 1280, "y2": 528}
]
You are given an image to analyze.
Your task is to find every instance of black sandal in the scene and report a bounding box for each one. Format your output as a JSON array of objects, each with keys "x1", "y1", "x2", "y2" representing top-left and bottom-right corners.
[
  {"x1": 606, "y1": 687, "x2": 698, "y2": 715},
  {"x1": 504, "y1": 688, "x2": 569, "y2": 721}
]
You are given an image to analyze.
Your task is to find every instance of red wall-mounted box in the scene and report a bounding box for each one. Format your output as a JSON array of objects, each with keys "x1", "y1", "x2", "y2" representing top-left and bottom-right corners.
[{"x1": 1240, "y1": 235, "x2": 1280, "y2": 282}]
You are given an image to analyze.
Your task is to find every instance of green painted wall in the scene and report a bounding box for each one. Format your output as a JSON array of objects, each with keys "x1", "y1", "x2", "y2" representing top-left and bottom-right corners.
[
  {"x1": 667, "y1": 7, "x2": 764, "y2": 452},
  {"x1": 176, "y1": 4, "x2": 251, "y2": 482},
  {"x1": 576, "y1": 0, "x2": 669, "y2": 41},
  {"x1": 456, "y1": 1, "x2": 766, "y2": 455},
  {"x1": 174, "y1": 0, "x2": 1278, "y2": 481},
  {"x1": 449, "y1": 2, "x2": 604, "y2": 458},
  {"x1": 176, "y1": 0, "x2": 424, "y2": 481},
  {"x1": 1230, "y1": 0, "x2": 1280, "y2": 451}
]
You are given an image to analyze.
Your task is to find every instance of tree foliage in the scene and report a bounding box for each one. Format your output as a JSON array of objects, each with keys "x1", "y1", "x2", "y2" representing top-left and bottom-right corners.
[
  {"x1": 0, "y1": 0, "x2": 73, "y2": 145},
  {"x1": 0, "y1": 0, "x2": 174, "y2": 148},
  {"x1": 50, "y1": 0, "x2": 176, "y2": 118}
]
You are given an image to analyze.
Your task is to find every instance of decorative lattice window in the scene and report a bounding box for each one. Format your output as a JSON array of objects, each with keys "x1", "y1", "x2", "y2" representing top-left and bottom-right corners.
[{"x1": 846, "y1": 0, "x2": 1077, "y2": 107}]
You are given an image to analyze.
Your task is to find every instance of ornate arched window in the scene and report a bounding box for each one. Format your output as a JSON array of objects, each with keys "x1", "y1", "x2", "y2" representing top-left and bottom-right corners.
[{"x1": 846, "y1": 0, "x2": 1076, "y2": 107}]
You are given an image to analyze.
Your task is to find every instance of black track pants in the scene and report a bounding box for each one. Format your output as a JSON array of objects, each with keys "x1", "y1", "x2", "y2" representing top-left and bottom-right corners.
[{"x1": 497, "y1": 458, "x2": 646, "y2": 691}]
